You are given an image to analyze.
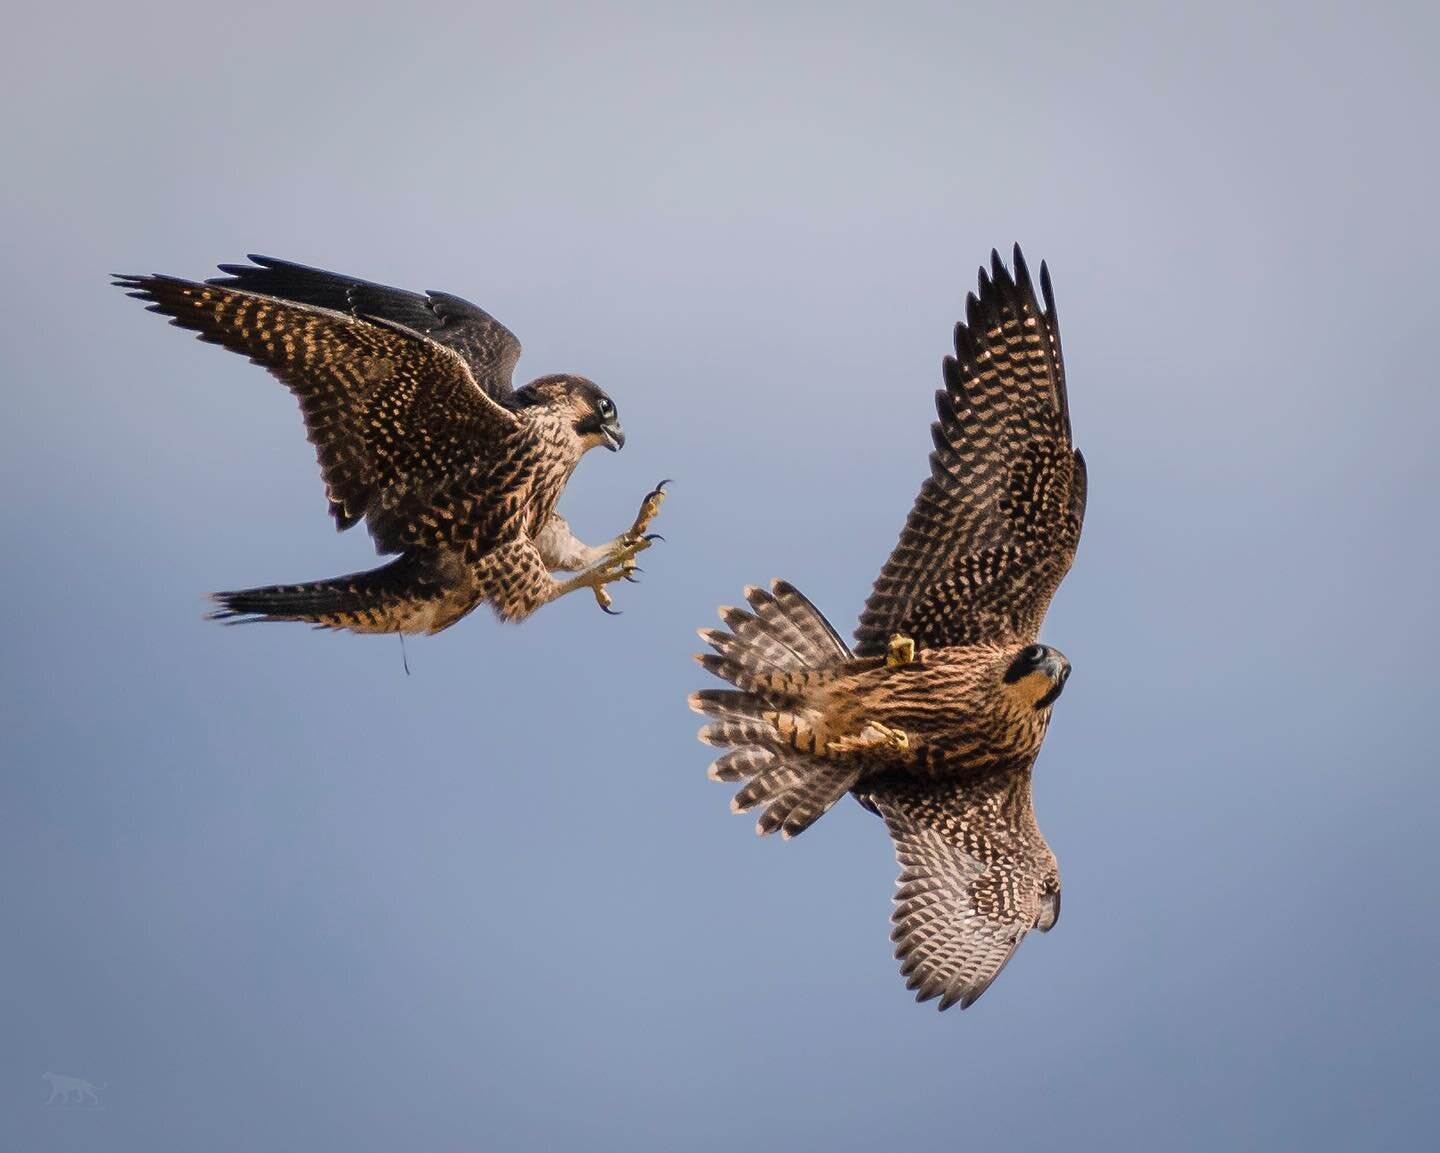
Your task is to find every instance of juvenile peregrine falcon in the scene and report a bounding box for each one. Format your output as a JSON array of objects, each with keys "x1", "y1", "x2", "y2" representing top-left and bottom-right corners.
[
  {"x1": 115, "y1": 256, "x2": 666, "y2": 634},
  {"x1": 691, "y1": 246, "x2": 1085, "y2": 1010}
]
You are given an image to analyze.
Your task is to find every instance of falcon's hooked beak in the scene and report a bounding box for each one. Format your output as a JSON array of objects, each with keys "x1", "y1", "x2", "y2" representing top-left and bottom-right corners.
[
  {"x1": 602, "y1": 419, "x2": 626, "y2": 452},
  {"x1": 1032, "y1": 653, "x2": 1072, "y2": 710}
]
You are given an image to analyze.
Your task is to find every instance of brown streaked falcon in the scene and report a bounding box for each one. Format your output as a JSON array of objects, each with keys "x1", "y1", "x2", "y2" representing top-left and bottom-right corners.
[
  {"x1": 114, "y1": 256, "x2": 667, "y2": 634},
  {"x1": 691, "y1": 246, "x2": 1085, "y2": 1010}
]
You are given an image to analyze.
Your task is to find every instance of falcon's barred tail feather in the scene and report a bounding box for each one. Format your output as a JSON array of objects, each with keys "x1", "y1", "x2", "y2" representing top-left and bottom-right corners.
[
  {"x1": 208, "y1": 554, "x2": 455, "y2": 635},
  {"x1": 734, "y1": 759, "x2": 864, "y2": 839},
  {"x1": 691, "y1": 581, "x2": 859, "y2": 838}
]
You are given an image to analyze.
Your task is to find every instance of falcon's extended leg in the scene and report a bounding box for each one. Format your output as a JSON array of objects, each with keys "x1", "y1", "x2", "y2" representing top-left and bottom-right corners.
[
  {"x1": 474, "y1": 537, "x2": 656, "y2": 620},
  {"x1": 533, "y1": 514, "x2": 626, "y2": 571},
  {"x1": 534, "y1": 480, "x2": 670, "y2": 572},
  {"x1": 552, "y1": 536, "x2": 655, "y2": 614}
]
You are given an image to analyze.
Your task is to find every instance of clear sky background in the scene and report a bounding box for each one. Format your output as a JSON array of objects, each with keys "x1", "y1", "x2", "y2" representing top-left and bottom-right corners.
[{"x1": 3, "y1": 2, "x2": 1437, "y2": 1150}]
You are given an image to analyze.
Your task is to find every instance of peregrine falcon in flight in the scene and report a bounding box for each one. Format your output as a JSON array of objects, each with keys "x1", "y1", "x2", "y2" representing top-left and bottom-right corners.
[
  {"x1": 115, "y1": 256, "x2": 666, "y2": 634},
  {"x1": 692, "y1": 246, "x2": 1086, "y2": 1010}
]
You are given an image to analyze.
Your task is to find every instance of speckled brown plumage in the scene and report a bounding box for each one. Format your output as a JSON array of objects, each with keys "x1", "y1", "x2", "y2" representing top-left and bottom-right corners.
[
  {"x1": 692, "y1": 246, "x2": 1084, "y2": 1011},
  {"x1": 114, "y1": 257, "x2": 666, "y2": 634}
]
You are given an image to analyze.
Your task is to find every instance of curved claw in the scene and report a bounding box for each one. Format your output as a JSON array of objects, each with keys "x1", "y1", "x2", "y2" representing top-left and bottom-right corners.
[
  {"x1": 624, "y1": 571, "x2": 643, "y2": 583},
  {"x1": 644, "y1": 533, "x2": 665, "y2": 543},
  {"x1": 654, "y1": 478, "x2": 673, "y2": 492},
  {"x1": 600, "y1": 603, "x2": 623, "y2": 616}
]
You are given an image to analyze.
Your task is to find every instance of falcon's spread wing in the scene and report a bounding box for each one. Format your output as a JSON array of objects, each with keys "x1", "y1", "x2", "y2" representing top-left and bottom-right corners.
[
  {"x1": 114, "y1": 275, "x2": 519, "y2": 543},
  {"x1": 207, "y1": 256, "x2": 523, "y2": 406},
  {"x1": 854, "y1": 246, "x2": 1086, "y2": 654},
  {"x1": 858, "y1": 770, "x2": 1060, "y2": 1011}
]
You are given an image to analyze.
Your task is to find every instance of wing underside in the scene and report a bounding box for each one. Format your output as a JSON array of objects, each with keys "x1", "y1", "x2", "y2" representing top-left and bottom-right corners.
[
  {"x1": 858, "y1": 768, "x2": 1060, "y2": 1010},
  {"x1": 854, "y1": 246, "x2": 1085, "y2": 654}
]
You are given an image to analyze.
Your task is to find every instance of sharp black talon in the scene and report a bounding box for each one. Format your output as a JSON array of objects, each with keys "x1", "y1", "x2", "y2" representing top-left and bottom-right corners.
[
  {"x1": 600, "y1": 604, "x2": 623, "y2": 616},
  {"x1": 644, "y1": 533, "x2": 664, "y2": 543},
  {"x1": 655, "y1": 478, "x2": 672, "y2": 491}
]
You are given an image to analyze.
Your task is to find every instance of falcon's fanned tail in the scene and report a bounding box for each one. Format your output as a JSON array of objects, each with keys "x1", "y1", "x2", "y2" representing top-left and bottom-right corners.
[
  {"x1": 209, "y1": 554, "x2": 457, "y2": 635},
  {"x1": 690, "y1": 581, "x2": 859, "y2": 838}
]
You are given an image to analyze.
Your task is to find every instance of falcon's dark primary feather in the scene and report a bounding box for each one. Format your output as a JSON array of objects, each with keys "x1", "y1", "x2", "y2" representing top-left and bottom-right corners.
[
  {"x1": 207, "y1": 255, "x2": 523, "y2": 407},
  {"x1": 115, "y1": 258, "x2": 666, "y2": 634},
  {"x1": 855, "y1": 246, "x2": 1086, "y2": 655},
  {"x1": 116, "y1": 272, "x2": 517, "y2": 536},
  {"x1": 693, "y1": 245, "x2": 1083, "y2": 1011}
]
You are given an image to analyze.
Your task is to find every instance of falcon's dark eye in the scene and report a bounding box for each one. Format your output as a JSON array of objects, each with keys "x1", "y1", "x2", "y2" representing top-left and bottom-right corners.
[
  {"x1": 597, "y1": 397, "x2": 616, "y2": 420},
  {"x1": 1023, "y1": 644, "x2": 1047, "y2": 665}
]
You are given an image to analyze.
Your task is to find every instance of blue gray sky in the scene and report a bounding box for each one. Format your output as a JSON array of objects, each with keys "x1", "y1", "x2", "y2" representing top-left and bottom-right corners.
[{"x1": 3, "y1": 1, "x2": 1438, "y2": 1150}]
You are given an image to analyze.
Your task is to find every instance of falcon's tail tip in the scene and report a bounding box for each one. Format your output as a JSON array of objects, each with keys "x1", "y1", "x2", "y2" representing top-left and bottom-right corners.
[{"x1": 206, "y1": 556, "x2": 437, "y2": 636}]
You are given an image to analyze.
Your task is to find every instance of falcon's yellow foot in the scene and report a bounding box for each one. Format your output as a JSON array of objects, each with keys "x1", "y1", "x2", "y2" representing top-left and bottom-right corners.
[
  {"x1": 866, "y1": 722, "x2": 910, "y2": 752},
  {"x1": 625, "y1": 479, "x2": 670, "y2": 541},
  {"x1": 826, "y1": 722, "x2": 911, "y2": 757},
  {"x1": 886, "y1": 634, "x2": 916, "y2": 669},
  {"x1": 559, "y1": 536, "x2": 654, "y2": 615},
  {"x1": 586, "y1": 481, "x2": 668, "y2": 573}
]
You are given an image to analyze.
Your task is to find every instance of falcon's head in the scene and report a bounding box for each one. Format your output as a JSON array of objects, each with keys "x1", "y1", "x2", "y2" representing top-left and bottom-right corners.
[
  {"x1": 516, "y1": 374, "x2": 625, "y2": 452},
  {"x1": 1002, "y1": 643, "x2": 1071, "y2": 710}
]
